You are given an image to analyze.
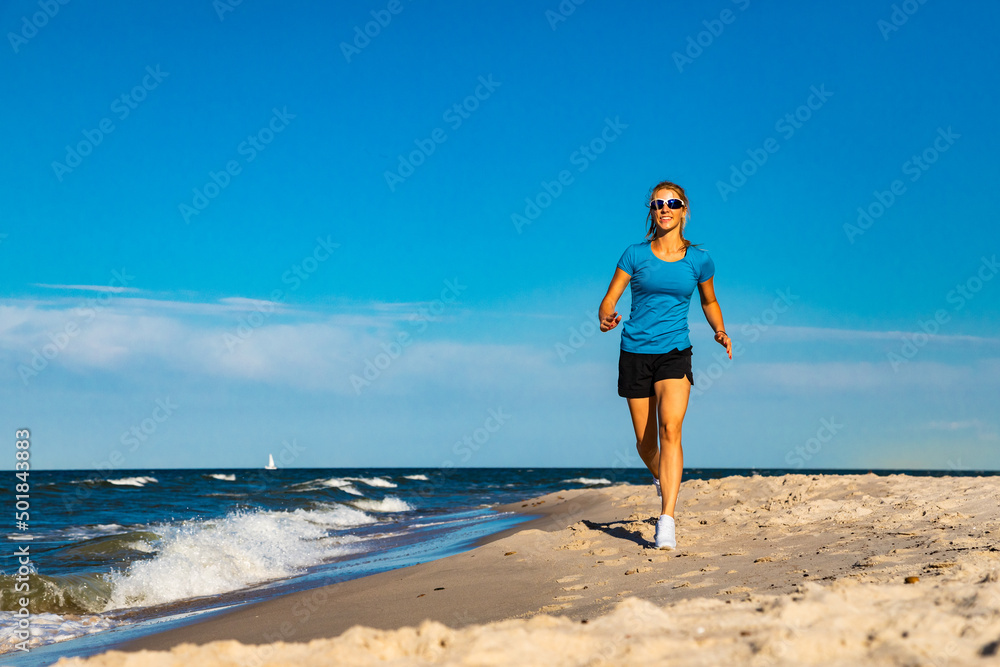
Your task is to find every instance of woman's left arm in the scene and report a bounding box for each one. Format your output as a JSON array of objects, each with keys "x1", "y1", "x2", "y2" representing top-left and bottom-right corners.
[{"x1": 698, "y1": 277, "x2": 732, "y2": 359}]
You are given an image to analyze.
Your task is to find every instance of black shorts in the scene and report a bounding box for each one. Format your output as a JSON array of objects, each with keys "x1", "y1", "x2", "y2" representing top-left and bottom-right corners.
[{"x1": 618, "y1": 346, "x2": 693, "y2": 398}]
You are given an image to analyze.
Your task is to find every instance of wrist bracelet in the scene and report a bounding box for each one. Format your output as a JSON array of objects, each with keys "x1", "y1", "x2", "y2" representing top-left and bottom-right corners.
[{"x1": 715, "y1": 330, "x2": 727, "y2": 336}]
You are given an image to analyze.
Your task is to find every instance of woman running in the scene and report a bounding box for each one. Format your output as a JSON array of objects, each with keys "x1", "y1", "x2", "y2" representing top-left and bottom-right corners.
[{"x1": 599, "y1": 179, "x2": 731, "y2": 549}]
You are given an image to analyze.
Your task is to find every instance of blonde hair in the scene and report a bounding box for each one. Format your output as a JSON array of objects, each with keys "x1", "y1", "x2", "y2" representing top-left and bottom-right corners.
[{"x1": 644, "y1": 180, "x2": 699, "y2": 249}]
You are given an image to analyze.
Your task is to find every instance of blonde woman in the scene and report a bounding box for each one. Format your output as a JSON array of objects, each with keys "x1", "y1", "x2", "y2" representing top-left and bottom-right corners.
[{"x1": 599, "y1": 180, "x2": 731, "y2": 549}]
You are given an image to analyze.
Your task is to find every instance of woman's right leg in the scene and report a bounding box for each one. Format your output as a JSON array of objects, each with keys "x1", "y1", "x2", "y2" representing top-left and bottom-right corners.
[{"x1": 626, "y1": 395, "x2": 659, "y2": 478}]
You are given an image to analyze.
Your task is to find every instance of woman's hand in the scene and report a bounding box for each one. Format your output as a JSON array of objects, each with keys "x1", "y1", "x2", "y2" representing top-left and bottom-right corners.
[
  {"x1": 600, "y1": 270, "x2": 630, "y2": 333},
  {"x1": 714, "y1": 330, "x2": 732, "y2": 359},
  {"x1": 600, "y1": 311, "x2": 622, "y2": 332}
]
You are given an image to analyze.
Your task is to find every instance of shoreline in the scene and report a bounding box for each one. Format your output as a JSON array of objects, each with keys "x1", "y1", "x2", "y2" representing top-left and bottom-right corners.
[
  {"x1": 2, "y1": 486, "x2": 607, "y2": 665},
  {"x1": 46, "y1": 473, "x2": 1000, "y2": 665},
  {"x1": 106, "y1": 487, "x2": 619, "y2": 652}
]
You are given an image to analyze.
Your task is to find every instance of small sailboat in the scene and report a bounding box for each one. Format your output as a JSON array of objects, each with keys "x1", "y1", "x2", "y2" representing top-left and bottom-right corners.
[{"x1": 264, "y1": 454, "x2": 277, "y2": 470}]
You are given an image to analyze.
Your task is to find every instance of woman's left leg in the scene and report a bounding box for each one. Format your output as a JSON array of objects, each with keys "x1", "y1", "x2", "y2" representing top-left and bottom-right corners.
[{"x1": 652, "y1": 377, "x2": 691, "y2": 517}]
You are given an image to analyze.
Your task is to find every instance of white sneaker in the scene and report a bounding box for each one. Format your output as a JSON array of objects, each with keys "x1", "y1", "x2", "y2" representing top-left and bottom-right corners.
[
  {"x1": 653, "y1": 478, "x2": 661, "y2": 498},
  {"x1": 654, "y1": 514, "x2": 676, "y2": 550}
]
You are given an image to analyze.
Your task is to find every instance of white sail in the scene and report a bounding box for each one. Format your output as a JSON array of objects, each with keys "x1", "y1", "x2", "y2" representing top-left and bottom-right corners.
[{"x1": 265, "y1": 454, "x2": 276, "y2": 470}]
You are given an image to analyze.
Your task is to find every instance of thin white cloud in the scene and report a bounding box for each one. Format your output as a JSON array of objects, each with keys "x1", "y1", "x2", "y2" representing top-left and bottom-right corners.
[
  {"x1": 925, "y1": 419, "x2": 986, "y2": 431},
  {"x1": 217, "y1": 296, "x2": 287, "y2": 310},
  {"x1": 1, "y1": 295, "x2": 466, "y2": 326},
  {"x1": 922, "y1": 419, "x2": 998, "y2": 442},
  {"x1": 31, "y1": 283, "x2": 141, "y2": 294},
  {"x1": 692, "y1": 322, "x2": 1000, "y2": 346},
  {"x1": 710, "y1": 359, "x2": 1000, "y2": 393}
]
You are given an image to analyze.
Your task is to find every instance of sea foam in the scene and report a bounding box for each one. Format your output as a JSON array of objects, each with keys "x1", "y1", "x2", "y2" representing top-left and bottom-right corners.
[
  {"x1": 562, "y1": 477, "x2": 612, "y2": 485},
  {"x1": 345, "y1": 476, "x2": 397, "y2": 488},
  {"x1": 106, "y1": 476, "x2": 158, "y2": 487},
  {"x1": 351, "y1": 497, "x2": 414, "y2": 513},
  {"x1": 322, "y1": 478, "x2": 365, "y2": 495},
  {"x1": 0, "y1": 612, "x2": 118, "y2": 654},
  {"x1": 102, "y1": 505, "x2": 372, "y2": 611}
]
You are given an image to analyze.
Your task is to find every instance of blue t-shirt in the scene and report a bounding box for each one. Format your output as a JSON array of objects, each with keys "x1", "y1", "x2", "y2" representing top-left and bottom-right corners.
[{"x1": 616, "y1": 241, "x2": 715, "y2": 354}]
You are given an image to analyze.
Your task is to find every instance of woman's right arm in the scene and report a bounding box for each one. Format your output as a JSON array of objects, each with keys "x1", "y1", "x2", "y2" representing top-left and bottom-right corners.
[{"x1": 599, "y1": 268, "x2": 631, "y2": 332}]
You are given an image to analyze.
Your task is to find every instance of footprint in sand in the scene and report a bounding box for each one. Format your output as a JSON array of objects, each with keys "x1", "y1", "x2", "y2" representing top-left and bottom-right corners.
[
  {"x1": 590, "y1": 547, "x2": 619, "y2": 557},
  {"x1": 539, "y1": 603, "x2": 573, "y2": 612},
  {"x1": 556, "y1": 575, "x2": 582, "y2": 583},
  {"x1": 561, "y1": 584, "x2": 587, "y2": 591},
  {"x1": 624, "y1": 521, "x2": 652, "y2": 535},
  {"x1": 554, "y1": 595, "x2": 583, "y2": 601},
  {"x1": 678, "y1": 570, "x2": 704, "y2": 578},
  {"x1": 559, "y1": 539, "x2": 593, "y2": 551}
]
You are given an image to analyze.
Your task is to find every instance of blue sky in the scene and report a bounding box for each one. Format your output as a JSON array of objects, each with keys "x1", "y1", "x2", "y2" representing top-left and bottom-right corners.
[{"x1": 2, "y1": 0, "x2": 998, "y2": 471}]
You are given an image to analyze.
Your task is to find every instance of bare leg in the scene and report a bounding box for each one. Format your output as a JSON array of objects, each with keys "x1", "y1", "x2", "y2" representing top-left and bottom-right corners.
[
  {"x1": 625, "y1": 395, "x2": 659, "y2": 479},
  {"x1": 653, "y1": 377, "x2": 691, "y2": 517}
]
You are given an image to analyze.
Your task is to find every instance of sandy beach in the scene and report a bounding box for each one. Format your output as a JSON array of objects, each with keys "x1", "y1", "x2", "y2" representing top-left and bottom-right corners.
[{"x1": 53, "y1": 473, "x2": 1000, "y2": 666}]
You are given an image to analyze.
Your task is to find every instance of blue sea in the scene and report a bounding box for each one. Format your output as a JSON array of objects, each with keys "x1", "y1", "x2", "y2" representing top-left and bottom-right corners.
[{"x1": 1, "y1": 467, "x2": 995, "y2": 664}]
